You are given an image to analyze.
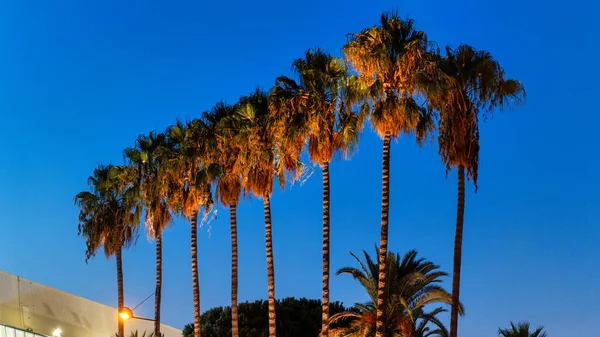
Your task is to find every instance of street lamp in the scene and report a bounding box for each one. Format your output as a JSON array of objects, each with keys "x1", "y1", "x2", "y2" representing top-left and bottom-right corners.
[
  {"x1": 118, "y1": 307, "x2": 155, "y2": 322},
  {"x1": 52, "y1": 328, "x2": 62, "y2": 337}
]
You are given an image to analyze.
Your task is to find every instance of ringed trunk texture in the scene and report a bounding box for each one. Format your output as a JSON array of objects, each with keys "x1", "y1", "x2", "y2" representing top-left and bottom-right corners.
[
  {"x1": 230, "y1": 204, "x2": 239, "y2": 337},
  {"x1": 321, "y1": 162, "x2": 331, "y2": 337},
  {"x1": 450, "y1": 165, "x2": 466, "y2": 337},
  {"x1": 191, "y1": 210, "x2": 201, "y2": 337},
  {"x1": 263, "y1": 196, "x2": 277, "y2": 337},
  {"x1": 154, "y1": 229, "x2": 163, "y2": 337},
  {"x1": 375, "y1": 133, "x2": 392, "y2": 337},
  {"x1": 116, "y1": 249, "x2": 124, "y2": 337}
]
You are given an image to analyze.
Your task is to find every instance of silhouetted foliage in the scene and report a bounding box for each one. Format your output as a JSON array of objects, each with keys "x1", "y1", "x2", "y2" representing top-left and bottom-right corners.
[
  {"x1": 498, "y1": 322, "x2": 547, "y2": 337},
  {"x1": 182, "y1": 298, "x2": 349, "y2": 337}
]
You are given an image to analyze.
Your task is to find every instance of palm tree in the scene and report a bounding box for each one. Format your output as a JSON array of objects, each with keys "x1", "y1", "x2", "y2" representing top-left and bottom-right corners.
[
  {"x1": 235, "y1": 89, "x2": 279, "y2": 337},
  {"x1": 498, "y1": 322, "x2": 547, "y2": 337},
  {"x1": 417, "y1": 45, "x2": 525, "y2": 337},
  {"x1": 329, "y1": 249, "x2": 461, "y2": 337},
  {"x1": 271, "y1": 48, "x2": 368, "y2": 336},
  {"x1": 75, "y1": 164, "x2": 140, "y2": 337},
  {"x1": 205, "y1": 102, "x2": 244, "y2": 337},
  {"x1": 343, "y1": 12, "x2": 434, "y2": 337},
  {"x1": 163, "y1": 120, "x2": 217, "y2": 337},
  {"x1": 412, "y1": 308, "x2": 449, "y2": 337},
  {"x1": 124, "y1": 132, "x2": 173, "y2": 336}
]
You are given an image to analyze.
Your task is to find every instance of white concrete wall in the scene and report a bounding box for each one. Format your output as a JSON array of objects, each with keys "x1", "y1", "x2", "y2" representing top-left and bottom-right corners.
[{"x1": 0, "y1": 271, "x2": 180, "y2": 337}]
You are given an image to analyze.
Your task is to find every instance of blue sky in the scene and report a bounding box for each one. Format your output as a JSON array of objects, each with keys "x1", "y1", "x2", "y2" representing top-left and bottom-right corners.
[{"x1": 0, "y1": 0, "x2": 598, "y2": 336}]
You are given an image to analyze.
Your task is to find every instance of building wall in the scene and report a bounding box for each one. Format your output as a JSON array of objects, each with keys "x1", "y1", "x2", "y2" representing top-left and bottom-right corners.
[{"x1": 0, "y1": 271, "x2": 181, "y2": 337}]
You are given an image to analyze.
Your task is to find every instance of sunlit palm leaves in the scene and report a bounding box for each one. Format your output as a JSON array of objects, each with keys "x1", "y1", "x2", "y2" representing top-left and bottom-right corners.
[
  {"x1": 344, "y1": 12, "x2": 434, "y2": 140},
  {"x1": 418, "y1": 44, "x2": 525, "y2": 187},
  {"x1": 124, "y1": 132, "x2": 173, "y2": 238},
  {"x1": 75, "y1": 164, "x2": 140, "y2": 261}
]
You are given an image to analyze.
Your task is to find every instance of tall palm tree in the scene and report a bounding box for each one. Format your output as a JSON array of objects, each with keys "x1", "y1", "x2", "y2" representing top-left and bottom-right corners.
[
  {"x1": 124, "y1": 132, "x2": 173, "y2": 336},
  {"x1": 329, "y1": 249, "x2": 461, "y2": 337},
  {"x1": 75, "y1": 164, "x2": 140, "y2": 337},
  {"x1": 235, "y1": 89, "x2": 279, "y2": 337},
  {"x1": 498, "y1": 322, "x2": 547, "y2": 337},
  {"x1": 271, "y1": 48, "x2": 368, "y2": 336},
  {"x1": 163, "y1": 120, "x2": 217, "y2": 337},
  {"x1": 206, "y1": 102, "x2": 244, "y2": 337},
  {"x1": 417, "y1": 45, "x2": 525, "y2": 337},
  {"x1": 343, "y1": 12, "x2": 434, "y2": 337}
]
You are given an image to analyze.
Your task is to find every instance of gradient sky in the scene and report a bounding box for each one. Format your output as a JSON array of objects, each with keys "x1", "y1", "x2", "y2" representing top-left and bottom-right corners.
[{"x1": 1, "y1": 0, "x2": 598, "y2": 336}]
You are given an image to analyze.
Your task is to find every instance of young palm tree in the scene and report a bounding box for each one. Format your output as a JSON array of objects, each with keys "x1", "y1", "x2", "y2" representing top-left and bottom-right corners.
[
  {"x1": 329, "y1": 249, "x2": 461, "y2": 337},
  {"x1": 124, "y1": 132, "x2": 173, "y2": 336},
  {"x1": 498, "y1": 322, "x2": 547, "y2": 337},
  {"x1": 163, "y1": 120, "x2": 217, "y2": 337},
  {"x1": 417, "y1": 45, "x2": 525, "y2": 337},
  {"x1": 206, "y1": 102, "x2": 245, "y2": 337},
  {"x1": 235, "y1": 89, "x2": 279, "y2": 337},
  {"x1": 75, "y1": 164, "x2": 140, "y2": 337},
  {"x1": 271, "y1": 48, "x2": 368, "y2": 336},
  {"x1": 343, "y1": 12, "x2": 434, "y2": 337}
]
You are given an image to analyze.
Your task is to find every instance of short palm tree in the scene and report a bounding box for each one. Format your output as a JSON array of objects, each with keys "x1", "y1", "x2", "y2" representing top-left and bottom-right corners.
[
  {"x1": 271, "y1": 48, "x2": 368, "y2": 336},
  {"x1": 417, "y1": 44, "x2": 525, "y2": 337},
  {"x1": 75, "y1": 164, "x2": 140, "y2": 337},
  {"x1": 235, "y1": 89, "x2": 279, "y2": 337},
  {"x1": 124, "y1": 132, "x2": 173, "y2": 336},
  {"x1": 330, "y1": 249, "x2": 461, "y2": 337},
  {"x1": 343, "y1": 12, "x2": 434, "y2": 337},
  {"x1": 163, "y1": 120, "x2": 217, "y2": 337},
  {"x1": 498, "y1": 322, "x2": 547, "y2": 337}
]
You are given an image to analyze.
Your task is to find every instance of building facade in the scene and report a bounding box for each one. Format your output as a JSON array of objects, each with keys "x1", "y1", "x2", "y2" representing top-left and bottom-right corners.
[{"x1": 0, "y1": 271, "x2": 180, "y2": 337}]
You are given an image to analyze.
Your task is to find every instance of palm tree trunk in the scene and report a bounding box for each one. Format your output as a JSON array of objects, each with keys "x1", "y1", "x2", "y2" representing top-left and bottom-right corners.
[
  {"x1": 321, "y1": 162, "x2": 331, "y2": 337},
  {"x1": 191, "y1": 209, "x2": 201, "y2": 337},
  {"x1": 375, "y1": 132, "x2": 391, "y2": 337},
  {"x1": 230, "y1": 204, "x2": 239, "y2": 337},
  {"x1": 263, "y1": 196, "x2": 277, "y2": 337},
  {"x1": 154, "y1": 229, "x2": 163, "y2": 337},
  {"x1": 116, "y1": 248, "x2": 124, "y2": 337},
  {"x1": 450, "y1": 165, "x2": 466, "y2": 337}
]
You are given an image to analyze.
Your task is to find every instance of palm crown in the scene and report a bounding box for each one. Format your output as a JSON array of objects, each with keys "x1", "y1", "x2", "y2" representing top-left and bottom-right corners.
[
  {"x1": 343, "y1": 12, "x2": 434, "y2": 142},
  {"x1": 163, "y1": 119, "x2": 216, "y2": 220},
  {"x1": 418, "y1": 44, "x2": 526, "y2": 187},
  {"x1": 75, "y1": 164, "x2": 140, "y2": 261},
  {"x1": 498, "y1": 322, "x2": 547, "y2": 337},
  {"x1": 234, "y1": 89, "x2": 278, "y2": 198},
  {"x1": 330, "y1": 249, "x2": 462, "y2": 337},
  {"x1": 124, "y1": 132, "x2": 173, "y2": 237},
  {"x1": 209, "y1": 102, "x2": 244, "y2": 207}
]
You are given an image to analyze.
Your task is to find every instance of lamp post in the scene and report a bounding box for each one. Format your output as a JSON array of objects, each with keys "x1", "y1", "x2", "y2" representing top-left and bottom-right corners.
[
  {"x1": 119, "y1": 307, "x2": 155, "y2": 322},
  {"x1": 118, "y1": 292, "x2": 156, "y2": 337}
]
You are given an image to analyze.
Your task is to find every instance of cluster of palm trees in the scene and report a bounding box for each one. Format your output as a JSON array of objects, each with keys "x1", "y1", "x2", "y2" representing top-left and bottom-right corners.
[{"x1": 75, "y1": 10, "x2": 524, "y2": 337}]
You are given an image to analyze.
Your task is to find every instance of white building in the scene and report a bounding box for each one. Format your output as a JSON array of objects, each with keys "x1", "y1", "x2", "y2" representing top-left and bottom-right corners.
[{"x1": 0, "y1": 271, "x2": 181, "y2": 337}]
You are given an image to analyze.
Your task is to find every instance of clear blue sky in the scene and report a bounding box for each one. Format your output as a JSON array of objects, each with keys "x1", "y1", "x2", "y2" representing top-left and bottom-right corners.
[{"x1": 0, "y1": 0, "x2": 598, "y2": 336}]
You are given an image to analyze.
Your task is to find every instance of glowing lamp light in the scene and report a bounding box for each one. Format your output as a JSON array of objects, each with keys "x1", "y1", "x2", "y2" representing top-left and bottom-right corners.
[
  {"x1": 119, "y1": 307, "x2": 134, "y2": 321},
  {"x1": 52, "y1": 328, "x2": 62, "y2": 337}
]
